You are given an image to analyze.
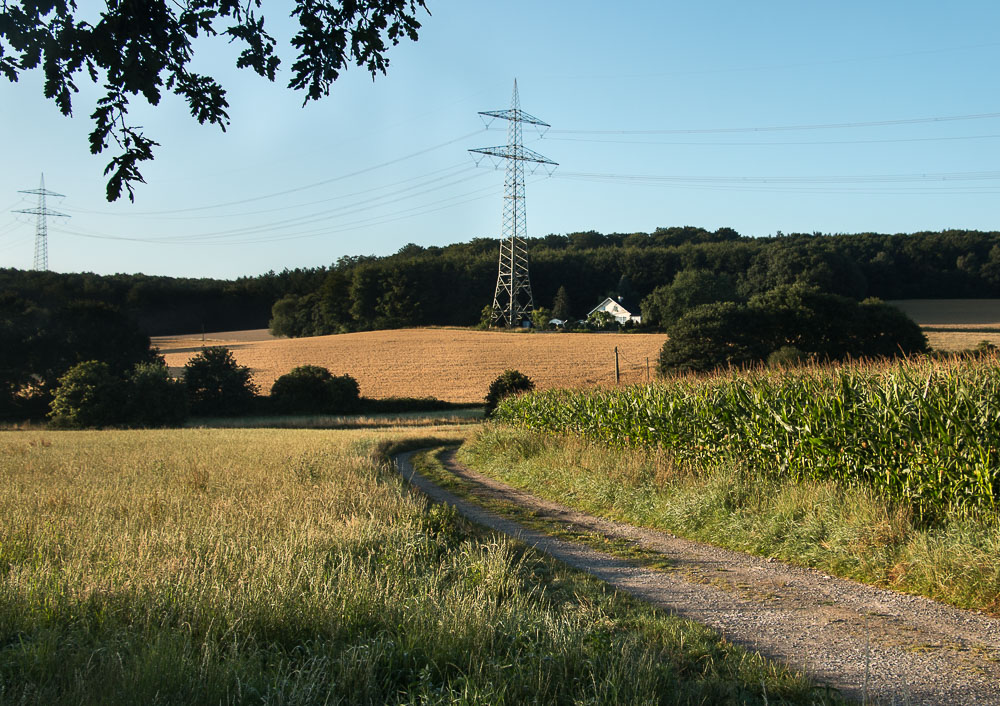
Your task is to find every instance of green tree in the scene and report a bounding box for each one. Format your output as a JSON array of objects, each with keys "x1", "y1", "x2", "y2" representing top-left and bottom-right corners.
[
  {"x1": 851, "y1": 298, "x2": 928, "y2": 358},
  {"x1": 1, "y1": 1, "x2": 428, "y2": 201},
  {"x1": 641, "y1": 269, "x2": 738, "y2": 330},
  {"x1": 531, "y1": 307, "x2": 553, "y2": 330},
  {"x1": 126, "y1": 360, "x2": 188, "y2": 427},
  {"x1": 270, "y1": 365, "x2": 360, "y2": 414},
  {"x1": 269, "y1": 294, "x2": 303, "y2": 338},
  {"x1": 476, "y1": 305, "x2": 494, "y2": 330},
  {"x1": 183, "y1": 347, "x2": 258, "y2": 416},
  {"x1": 551, "y1": 285, "x2": 572, "y2": 321},
  {"x1": 48, "y1": 361, "x2": 128, "y2": 428},
  {"x1": 0, "y1": 294, "x2": 46, "y2": 419},
  {"x1": 485, "y1": 370, "x2": 535, "y2": 417},
  {"x1": 587, "y1": 310, "x2": 616, "y2": 331},
  {"x1": 658, "y1": 302, "x2": 770, "y2": 375},
  {"x1": 658, "y1": 287, "x2": 928, "y2": 376}
]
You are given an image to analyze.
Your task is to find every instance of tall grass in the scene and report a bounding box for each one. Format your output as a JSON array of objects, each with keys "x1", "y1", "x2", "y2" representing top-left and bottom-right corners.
[
  {"x1": 494, "y1": 355, "x2": 1000, "y2": 519},
  {"x1": 0, "y1": 427, "x2": 826, "y2": 704}
]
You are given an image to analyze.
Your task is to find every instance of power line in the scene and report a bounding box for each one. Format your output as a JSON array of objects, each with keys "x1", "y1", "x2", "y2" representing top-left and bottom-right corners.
[
  {"x1": 548, "y1": 111, "x2": 1000, "y2": 136},
  {"x1": 64, "y1": 130, "x2": 488, "y2": 217},
  {"x1": 554, "y1": 169, "x2": 1000, "y2": 185},
  {"x1": 544, "y1": 132, "x2": 1000, "y2": 147},
  {"x1": 49, "y1": 174, "x2": 552, "y2": 247},
  {"x1": 60, "y1": 162, "x2": 474, "y2": 221}
]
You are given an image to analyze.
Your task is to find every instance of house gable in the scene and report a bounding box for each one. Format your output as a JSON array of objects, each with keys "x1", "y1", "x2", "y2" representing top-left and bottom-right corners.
[{"x1": 587, "y1": 297, "x2": 642, "y2": 324}]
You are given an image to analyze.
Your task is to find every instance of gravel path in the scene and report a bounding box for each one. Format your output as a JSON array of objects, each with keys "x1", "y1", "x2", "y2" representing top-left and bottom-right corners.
[{"x1": 396, "y1": 450, "x2": 1000, "y2": 705}]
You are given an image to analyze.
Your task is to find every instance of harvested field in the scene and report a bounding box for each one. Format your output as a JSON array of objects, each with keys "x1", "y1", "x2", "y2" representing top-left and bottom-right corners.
[
  {"x1": 888, "y1": 299, "x2": 1000, "y2": 351},
  {"x1": 154, "y1": 328, "x2": 667, "y2": 403}
]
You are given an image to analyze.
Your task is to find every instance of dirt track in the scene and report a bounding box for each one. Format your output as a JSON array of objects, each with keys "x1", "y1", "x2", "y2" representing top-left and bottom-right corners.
[{"x1": 397, "y1": 450, "x2": 1000, "y2": 705}]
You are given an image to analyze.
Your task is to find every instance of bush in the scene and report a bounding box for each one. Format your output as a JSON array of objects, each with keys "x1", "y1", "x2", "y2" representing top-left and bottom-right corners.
[
  {"x1": 767, "y1": 346, "x2": 808, "y2": 368},
  {"x1": 658, "y1": 302, "x2": 770, "y2": 375},
  {"x1": 659, "y1": 286, "x2": 928, "y2": 376},
  {"x1": 269, "y1": 365, "x2": 360, "y2": 414},
  {"x1": 126, "y1": 361, "x2": 188, "y2": 427},
  {"x1": 485, "y1": 369, "x2": 535, "y2": 417},
  {"x1": 184, "y1": 347, "x2": 258, "y2": 416},
  {"x1": 48, "y1": 361, "x2": 128, "y2": 428}
]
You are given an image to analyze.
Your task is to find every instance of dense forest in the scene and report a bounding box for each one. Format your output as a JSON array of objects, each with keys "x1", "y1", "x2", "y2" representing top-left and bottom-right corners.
[
  {"x1": 3, "y1": 227, "x2": 1000, "y2": 338},
  {"x1": 268, "y1": 227, "x2": 1000, "y2": 336}
]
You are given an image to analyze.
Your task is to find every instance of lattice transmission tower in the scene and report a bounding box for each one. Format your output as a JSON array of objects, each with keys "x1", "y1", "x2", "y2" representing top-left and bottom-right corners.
[
  {"x1": 470, "y1": 80, "x2": 557, "y2": 327},
  {"x1": 14, "y1": 174, "x2": 68, "y2": 271}
]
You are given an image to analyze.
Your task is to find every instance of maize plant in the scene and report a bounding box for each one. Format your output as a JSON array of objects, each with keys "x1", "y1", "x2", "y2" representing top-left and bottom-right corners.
[{"x1": 493, "y1": 356, "x2": 1000, "y2": 520}]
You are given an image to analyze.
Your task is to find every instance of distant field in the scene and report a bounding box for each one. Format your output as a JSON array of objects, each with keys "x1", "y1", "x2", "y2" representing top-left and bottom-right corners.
[
  {"x1": 888, "y1": 299, "x2": 1000, "y2": 350},
  {"x1": 152, "y1": 300, "x2": 1000, "y2": 395},
  {"x1": 154, "y1": 328, "x2": 667, "y2": 403}
]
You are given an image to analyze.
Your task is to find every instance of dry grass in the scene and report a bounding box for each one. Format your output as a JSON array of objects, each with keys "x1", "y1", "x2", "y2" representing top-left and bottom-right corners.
[
  {"x1": 0, "y1": 426, "x2": 825, "y2": 704},
  {"x1": 154, "y1": 327, "x2": 667, "y2": 402}
]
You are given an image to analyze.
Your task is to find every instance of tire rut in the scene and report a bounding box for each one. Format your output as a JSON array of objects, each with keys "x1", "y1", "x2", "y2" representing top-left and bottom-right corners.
[{"x1": 396, "y1": 449, "x2": 1000, "y2": 706}]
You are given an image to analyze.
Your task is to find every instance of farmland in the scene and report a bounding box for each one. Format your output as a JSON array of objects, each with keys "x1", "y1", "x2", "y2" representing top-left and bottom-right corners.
[
  {"x1": 154, "y1": 327, "x2": 667, "y2": 402},
  {"x1": 477, "y1": 354, "x2": 1000, "y2": 612},
  {"x1": 492, "y1": 355, "x2": 1000, "y2": 518},
  {"x1": 0, "y1": 425, "x2": 823, "y2": 704},
  {"x1": 889, "y1": 299, "x2": 1000, "y2": 350},
  {"x1": 151, "y1": 300, "x2": 1000, "y2": 406}
]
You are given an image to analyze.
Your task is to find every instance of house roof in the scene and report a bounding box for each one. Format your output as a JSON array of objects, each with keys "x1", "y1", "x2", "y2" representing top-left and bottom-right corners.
[{"x1": 587, "y1": 296, "x2": 640, "y2": 317}]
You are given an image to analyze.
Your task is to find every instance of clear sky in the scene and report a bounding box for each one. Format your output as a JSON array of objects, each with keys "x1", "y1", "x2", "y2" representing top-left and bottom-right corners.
[{"x1": 2, "y1": 1, "x2": 999, "y2": 278}]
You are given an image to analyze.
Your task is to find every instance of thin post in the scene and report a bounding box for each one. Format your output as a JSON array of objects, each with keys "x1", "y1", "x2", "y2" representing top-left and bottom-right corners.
[{"x1": 615, "y1": 346, "x2": 620, "y2": 384}]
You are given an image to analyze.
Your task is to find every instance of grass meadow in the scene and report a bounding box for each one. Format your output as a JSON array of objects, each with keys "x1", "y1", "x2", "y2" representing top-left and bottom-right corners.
[{"x1": 0, "y1": 426, "x2": 832, "y2": 705}]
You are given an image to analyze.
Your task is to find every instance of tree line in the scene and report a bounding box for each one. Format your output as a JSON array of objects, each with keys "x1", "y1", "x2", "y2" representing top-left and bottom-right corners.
[
  {"x1": 269, "y1": 227, "x2": 1000, "y2": 336},
  {"x1": 4, "y1": 228, "x2": 999, "y2": 340}
]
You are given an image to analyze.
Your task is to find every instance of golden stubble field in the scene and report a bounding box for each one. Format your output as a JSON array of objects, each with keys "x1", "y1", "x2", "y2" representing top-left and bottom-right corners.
[
  {"x1": 888, "y1": 299, "x2": 1000, "y2": 351},
  {"x1": 154, "y1": 328, "x2": 668, "y2": 403}
]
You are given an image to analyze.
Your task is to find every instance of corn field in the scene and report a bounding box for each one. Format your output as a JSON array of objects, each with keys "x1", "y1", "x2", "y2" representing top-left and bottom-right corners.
[{"x1": 493, "y1": 356, "x2": 1000, "y2": 519}]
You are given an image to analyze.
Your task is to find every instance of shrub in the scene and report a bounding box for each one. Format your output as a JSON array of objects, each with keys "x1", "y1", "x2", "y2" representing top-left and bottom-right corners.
[
  {"x1": 531, "y1": 307, "x2": 553, "y2": 330},
  {"x1": 767, "y1": 346, "x2": 808, "y2": 368},
  {"x1": 485, "y1": 369, "x2": 535, "y2": 417},
  {"x1": 48, "y1": 361, "x2": 128, "y2": 428},
  {"x1": 659, "y1": 286, "x2": 928, "y2": 376},
  {"x1": 587, "y1": 310, "x2": 616, "y2": 331},
  {"x1": 126, "y1": 361, "x2": 188, "y2": 427},
  {"x1": 270, "y1": 365, "x2": 360, "y2": 414},
  {"x1": 184, "y1": 347, "x2": 258, "y2": 416},
  {"x1": 658, "y1": 302, "x2": 771, "y2": 375}
]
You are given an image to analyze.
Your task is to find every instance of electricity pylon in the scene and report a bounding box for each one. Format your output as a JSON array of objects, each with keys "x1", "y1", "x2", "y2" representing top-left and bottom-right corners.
[
  {"x1": 14, "y1": 174, "x2": 69, "y2": 271},
  {"x1": 470, "y1": 80, "x2": 557, "y2": 328}
]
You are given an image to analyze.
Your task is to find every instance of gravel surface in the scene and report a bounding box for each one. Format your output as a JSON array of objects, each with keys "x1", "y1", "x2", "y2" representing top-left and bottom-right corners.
[{"x1": 396, "y1": 450, "x2": 1000, "y2": 705}]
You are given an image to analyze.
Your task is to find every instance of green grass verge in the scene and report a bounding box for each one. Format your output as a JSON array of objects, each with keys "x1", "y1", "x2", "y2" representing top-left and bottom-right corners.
[
  {"x1": 0, "y1": 427, "x2": 836, "y2": 704},
  {"x1": 459, "y1": 426, "x2": 1000, "y2": 615}
]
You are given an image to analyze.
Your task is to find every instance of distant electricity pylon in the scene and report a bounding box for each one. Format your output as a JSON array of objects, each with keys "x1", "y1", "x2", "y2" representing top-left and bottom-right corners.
[
  {"x1": 14, "y1": 173, "x2": 69, "y2": 271},
  {"x1": 470, "y1": 80, "x2": 557, "y2": 328}
]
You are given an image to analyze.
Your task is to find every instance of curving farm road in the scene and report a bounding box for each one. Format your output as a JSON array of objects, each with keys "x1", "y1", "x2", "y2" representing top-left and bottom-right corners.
[{"x1": 397, "y1": 449, "x2": 1000, "y2": 705}]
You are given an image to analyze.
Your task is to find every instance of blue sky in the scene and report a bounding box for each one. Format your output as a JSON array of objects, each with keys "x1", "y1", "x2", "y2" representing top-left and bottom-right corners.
[{"x1": 2, "y1": 1, "x2": 999, "y2": 278}]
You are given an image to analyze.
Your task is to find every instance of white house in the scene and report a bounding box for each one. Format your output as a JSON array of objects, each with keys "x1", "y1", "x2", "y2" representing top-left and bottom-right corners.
[{"x1": 587, "y1": 296, "x2": 641, "y2": 325}]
